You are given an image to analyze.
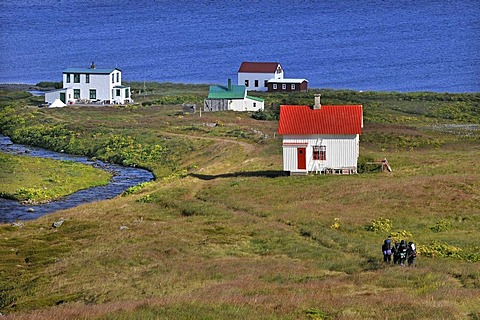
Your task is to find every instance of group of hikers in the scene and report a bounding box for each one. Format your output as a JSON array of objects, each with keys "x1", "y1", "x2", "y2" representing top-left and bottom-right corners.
[{"x1": 382, "y1": 236, "x2": 416, "y2": 267}]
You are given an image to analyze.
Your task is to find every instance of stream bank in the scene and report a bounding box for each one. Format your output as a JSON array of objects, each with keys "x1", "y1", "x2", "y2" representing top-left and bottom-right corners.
[{"x1": 0, "y1": 135, "x2": 153, "y2": 223}]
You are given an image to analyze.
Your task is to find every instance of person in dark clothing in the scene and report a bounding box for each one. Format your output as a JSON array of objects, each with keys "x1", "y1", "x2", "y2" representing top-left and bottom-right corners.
[
  {"x1": 407, "y1": 241, "x2": 417, "y2": 267},
  {"x1": 392, "y1": 241, "x2": 400, "y2": 264},
  {"x1": 398, "y1": 240, "x2": 408, "y2": 267},
  {"x1": 382, "y1": 236, "x2": 392, "y2": 263}
]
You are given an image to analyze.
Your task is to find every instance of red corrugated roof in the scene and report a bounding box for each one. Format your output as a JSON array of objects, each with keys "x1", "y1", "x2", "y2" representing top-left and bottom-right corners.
[
  {"x1": 278, "y1": 105, "x2": 363, "y2": 135},
  {"x1": 238, "y1": 62, "x2": 281, "y2": 73}
]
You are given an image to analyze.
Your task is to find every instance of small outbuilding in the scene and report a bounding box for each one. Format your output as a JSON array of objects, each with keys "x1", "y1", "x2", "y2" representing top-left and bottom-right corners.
[
  {"x1": 267, "y1": 78, "x2": 308, "y2": 92},
  {"x1": 278, "y1": 95, "x2": 363, "y2": 175},
  {"x1": 204, "y1": 79, "x2": 264, "y2": 112}
]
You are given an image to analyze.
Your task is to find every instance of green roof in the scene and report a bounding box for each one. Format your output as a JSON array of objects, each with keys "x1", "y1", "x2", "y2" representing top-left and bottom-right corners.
[
  {"x1": 63, "y1": 68, "x2": 120, "y2": 74},
  {"x1": 207, "y1": 84, "x2": 246, "y2": 99},
  {"x1": 246, "y1": 95, "x2": 264, "y2": 102}
]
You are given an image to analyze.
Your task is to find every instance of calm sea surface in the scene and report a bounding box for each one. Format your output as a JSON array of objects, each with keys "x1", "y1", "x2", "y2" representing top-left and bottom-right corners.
[{"x1": 0, "y1": 0, "x2": 479, "y2": 92}]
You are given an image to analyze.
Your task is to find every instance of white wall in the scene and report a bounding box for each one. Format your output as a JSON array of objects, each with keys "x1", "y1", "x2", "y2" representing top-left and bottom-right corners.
[
  {"x1": 244, "y1": 97, "x2": 264, "y2": 111},
  {"x1": 282, "y1": 134, "x2": 360, "y2": 173},
  {"x1": 112, "y1": 87, "x2": 131, "y2": 104},
  {"x1": 227, "y1": 98, "x2": 264, "y2": 112},
  {"x1": 44, "y1": 89, "x2": 64, "y2": 104},
  {"x1": 238, "y1": 71, "x2": 284, "y2": 92}
]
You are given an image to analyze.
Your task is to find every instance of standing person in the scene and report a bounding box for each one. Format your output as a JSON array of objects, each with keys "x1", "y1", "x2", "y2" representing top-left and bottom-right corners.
[
  {"x1": 407, "y1": 241, "x2": 417, "y2": 267},
  {"x1": 392, "y1": 241, "x2": 400, "y2": 264},
  {"x1": 382, "y1": 236, "x2": 393, "y2": 264},
  {"x1": 398, "y1": 240, "x2": 408, "y2": 267}
]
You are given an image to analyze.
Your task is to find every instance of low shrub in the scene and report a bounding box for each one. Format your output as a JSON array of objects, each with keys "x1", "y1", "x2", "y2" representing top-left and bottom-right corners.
[
  {"x1": 121, "y1": 182, "x2": 152, "y2": 196},
  {"x1": 430, "y1": 218, "x2": 452, "y2": 232},
  {"x1": 329, "y1": 218, "x2": 341, "y2": 230},
  {"x1": 365, "y1": 217, "x2": 392, "y2": 232},
  {"x1": 418, "y1": 241, "x2": 462, "y2": 259}
]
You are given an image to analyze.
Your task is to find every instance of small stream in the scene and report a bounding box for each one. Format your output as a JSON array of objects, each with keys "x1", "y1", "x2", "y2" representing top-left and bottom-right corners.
[{"x1": 0, "y1": 135, "x2": 154, "y2": 223}]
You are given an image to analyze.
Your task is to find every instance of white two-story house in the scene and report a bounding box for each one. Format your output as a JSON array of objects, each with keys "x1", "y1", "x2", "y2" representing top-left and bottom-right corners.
[
  {"x1": 45, "y1": 64, "x2": 132, "y2": 105},
  {"x1": 237, "y1": 62, "x2": 284, "y2": 92}
]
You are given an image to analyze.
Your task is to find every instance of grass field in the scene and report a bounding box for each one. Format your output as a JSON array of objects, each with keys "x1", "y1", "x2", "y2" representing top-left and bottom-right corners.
[
  {"x1": 0, "y1": 153, "x2": 111, "y2": 203},
  {"x1": 0, "y1": 87, "x2": 479, "y2": 319}
]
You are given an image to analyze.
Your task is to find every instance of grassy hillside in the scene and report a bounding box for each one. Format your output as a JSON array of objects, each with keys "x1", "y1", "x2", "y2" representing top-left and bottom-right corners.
[{"x1": 0, "y1": 87, "x2": 479, "y2": 319}]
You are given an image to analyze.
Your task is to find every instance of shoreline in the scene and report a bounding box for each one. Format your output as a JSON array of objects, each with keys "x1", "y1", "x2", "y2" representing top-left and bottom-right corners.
[
  {"x1": 0, "y1": 83, "x2": 45, "y2": 91},
  {"x1": 2, "y1": 82, "x2": 480, "y2": 95}
]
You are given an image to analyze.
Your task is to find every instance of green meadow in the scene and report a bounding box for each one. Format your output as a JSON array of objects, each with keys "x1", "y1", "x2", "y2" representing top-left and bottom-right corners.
[
  {"x1": 0, "y1": 86, "x2": 479, "y2": 319},
  {"x1": 0, "y1": 153, "x2": 110, "y2": 203}
]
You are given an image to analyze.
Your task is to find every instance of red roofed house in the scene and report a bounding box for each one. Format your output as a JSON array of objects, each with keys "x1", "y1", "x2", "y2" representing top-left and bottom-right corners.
[
  {"x1": 278, "y1": 95, "x2": 363, "y2": 175},
  {"x1": 238, "y1": 62, "x2": 284, "y2": 92}
]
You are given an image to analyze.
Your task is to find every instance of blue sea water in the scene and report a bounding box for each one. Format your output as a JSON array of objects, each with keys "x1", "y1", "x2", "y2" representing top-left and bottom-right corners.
[{"x1": 0, "y1": 0, "x2": 479, "y2": 92}]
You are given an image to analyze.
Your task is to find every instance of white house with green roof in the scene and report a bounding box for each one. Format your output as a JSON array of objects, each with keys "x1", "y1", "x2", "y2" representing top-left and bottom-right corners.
[
  {"x1": 204, "y1": 79, "x2": 264, "y2": 112},
  {"x1": 45, "y1": 63, "x2": 132, "y2": 105}
]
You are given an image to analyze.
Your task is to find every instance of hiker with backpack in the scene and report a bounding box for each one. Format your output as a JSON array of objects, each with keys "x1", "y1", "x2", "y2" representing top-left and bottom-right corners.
[
  {"x1": 382, "y1": 236, "x2": 393, "y2": 263},
  {"x1": 407, "y1": 241, "x2": 417, "y2": 267},
  {"x1": 398, "y1": 240, "x2": 408, "y2": 267}
]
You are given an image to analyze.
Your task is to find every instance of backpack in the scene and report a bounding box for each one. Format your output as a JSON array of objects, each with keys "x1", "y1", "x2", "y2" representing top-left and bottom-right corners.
[
  {"x1": 409, "y1": 242, "x2": 417, "y2": 258},
  {"x1": 382, "y1": 241, "x2": 392, "y2": 255},
  {"x1": 384, "y1": 239, "x2": 391, "y2": 250}
]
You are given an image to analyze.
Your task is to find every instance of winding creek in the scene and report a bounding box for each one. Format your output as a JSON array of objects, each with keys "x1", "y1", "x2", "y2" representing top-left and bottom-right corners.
[{"x1": 0, "y1": 135, "x2": 154, "y2": 223}]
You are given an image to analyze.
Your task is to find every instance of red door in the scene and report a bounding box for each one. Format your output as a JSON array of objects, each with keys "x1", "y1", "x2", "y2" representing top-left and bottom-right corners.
[{"x1": 297, "y1": 148, "x2": 306, "y2": 170}]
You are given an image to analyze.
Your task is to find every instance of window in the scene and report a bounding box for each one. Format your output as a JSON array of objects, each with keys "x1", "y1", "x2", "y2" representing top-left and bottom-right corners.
[
  {"x1": 291, "y1": 84, "x2": 296, "y2": 90},
  {"x1": 125, "y1": 88, "x2": 129, "y2": 98},
  {"x1": 74, "y1": 89, "x2": 80, "y2": 99},
  {"x1": 89, "y1": 89, "x2": 96, "y2": 99},
  {"x1": 245, "y1": 80, "x2": 249, "y2": 87},
  {"x1": 254, "y1": 80, "x2": 259, "y2": 87},
  {"x1": 282, "y1": 84, "x2": 286, "y2": 90},
  {"x1": 313, "y1": 145, "x2": 326, "y2": 160},
  {"x1": 116, "y1": 73, "x2": 119, "y2": 83},
  {"x1": 264, "y1": 80, "x2": 268, "y2": 87},
  {"x1": 116, "y1": 89, "x2": 121, "y2": 96},
  {"x1": 112, "y1": 74, "x2": 115, "y2": 83},
  {"x1": 86, "y1": 74, "x2": 90, "y2": 83},
  {"x1": 273, "y1": 84, "x2": 277, "y2": 90},
  {"x1": 74, "y1": 73, "x2": 80, "y2": 83},
  {"x1": 66, "y1": 74, "x2": 71, "y2": 83},
  {"x1": 253, "y1": 102, "x2": 256, "y2": 109}
]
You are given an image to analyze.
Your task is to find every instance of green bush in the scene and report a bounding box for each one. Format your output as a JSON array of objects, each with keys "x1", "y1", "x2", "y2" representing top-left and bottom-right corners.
[
  {"x1": 430, "y1": 218, "x2": 452, "y2": 232},
  {"x1": 365, "y1": 218, "x2": 392, "y2": 232},
  {"x1": 418, "y1": 241, "x2": 462, "y2": 259}
]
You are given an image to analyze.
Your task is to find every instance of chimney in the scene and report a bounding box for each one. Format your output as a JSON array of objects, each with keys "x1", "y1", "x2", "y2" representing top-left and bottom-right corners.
[
  {"x1": 314, "y1": 94, "x2": 321, "y2": 110},
  {"x1": 227, "y1": 78, "x2": 232, "y2": 91},
  {"x1": 90, "y1": 62, "x2": 96, "y2": 69}
]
